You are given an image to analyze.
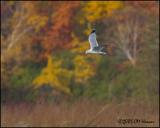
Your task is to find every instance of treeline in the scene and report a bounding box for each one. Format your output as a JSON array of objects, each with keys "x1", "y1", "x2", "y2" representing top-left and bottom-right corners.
[{"x1": 1, "y1": 1, "x2": 159, "y2": 103}]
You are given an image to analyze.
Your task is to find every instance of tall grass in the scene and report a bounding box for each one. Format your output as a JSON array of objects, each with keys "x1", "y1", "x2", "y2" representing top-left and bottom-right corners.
[{"x1": 1, "y1": 99, "x2": 159, "y2": 127}]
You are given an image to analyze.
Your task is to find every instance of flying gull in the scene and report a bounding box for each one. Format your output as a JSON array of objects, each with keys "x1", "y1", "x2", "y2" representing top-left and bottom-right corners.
[{"x1": 86, "y1": 29, "x2": 107, "y2": 55}]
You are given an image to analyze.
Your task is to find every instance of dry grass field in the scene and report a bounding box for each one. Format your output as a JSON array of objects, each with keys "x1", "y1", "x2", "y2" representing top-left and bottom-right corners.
[{"x1": 1, "y1": 99, "x2": 159, "y2": 127}]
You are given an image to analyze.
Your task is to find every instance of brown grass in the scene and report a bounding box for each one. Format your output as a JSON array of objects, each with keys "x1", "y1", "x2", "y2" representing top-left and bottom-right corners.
[{"x1": 1, "y1": 99, "x2": 159, "y2": 127}]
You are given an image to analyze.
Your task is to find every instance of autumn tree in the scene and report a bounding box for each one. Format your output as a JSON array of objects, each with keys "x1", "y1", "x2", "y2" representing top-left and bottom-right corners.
[
  {"x1": 43, "y1": 1, "x2": 80, "y2": 54},
  {"x1": 113, "y1": 2, "x2": 159, "y2": 66},
  {"x1": 114, "y1": 9, "x2": 142, "y2": 66},
  {"x1": 33, "y1": 55, "x2": 73, "y2": 95},
  {"x1": 1, "y1": 1, "x2": 48, "y2": 88},
  {"x1": 1, "y1": 2, "x2": 47, "y2": 56},
  {"x1": 33, "y1": 31, "x2": 99, "y2": 95}
]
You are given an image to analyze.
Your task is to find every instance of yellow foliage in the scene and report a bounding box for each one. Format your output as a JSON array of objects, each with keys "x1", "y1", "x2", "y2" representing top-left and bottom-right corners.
[
  {"x1": 33, "y1": 56, "x2": 72, "y2": 94},
  {"x1": 71, "y1": 34, "x2": 100, "y2": 83},
  {"x1": 7, "y1": 1, "x2": 15, "y2": 6},
  {"x1": 27, "y1": 15, "x2": 48, "y2": 32},
  {"x1": 33, "y1": 33, "x2": 101, "y2": 94},
  {"x1": 71, "y1": 33, "x2": 89, "y2": 53},
  {"x1": 73, "y1": 55, "x2": 96, "y2": 83},
  {"x1": 84, "y1": 24, "x2": 92, "y2": 35},
  {"x1": 82, "y1": 1, "x2": 123, "y2": 22}
]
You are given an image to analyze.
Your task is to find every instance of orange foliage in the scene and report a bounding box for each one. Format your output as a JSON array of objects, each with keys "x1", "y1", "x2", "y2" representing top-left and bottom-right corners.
[{"x1": 43, "y1": 2, "x2": 80, "y2": 54}]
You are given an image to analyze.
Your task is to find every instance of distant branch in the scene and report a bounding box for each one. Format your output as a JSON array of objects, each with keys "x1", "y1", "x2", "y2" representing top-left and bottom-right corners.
[{"x1": 115, "y1": 19, "x2": 140, "y2": 66}]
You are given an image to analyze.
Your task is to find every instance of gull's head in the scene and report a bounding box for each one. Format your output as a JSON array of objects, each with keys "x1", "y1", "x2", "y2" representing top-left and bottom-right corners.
[{"x1": 91, "y1": 29, "x2": 96, "y2": 34}]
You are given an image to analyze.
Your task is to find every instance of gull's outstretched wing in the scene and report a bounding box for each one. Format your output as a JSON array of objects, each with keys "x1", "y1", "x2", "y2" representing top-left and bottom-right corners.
[{"x1": 88, "y1": 32, "x2": 99, "y2": 49}]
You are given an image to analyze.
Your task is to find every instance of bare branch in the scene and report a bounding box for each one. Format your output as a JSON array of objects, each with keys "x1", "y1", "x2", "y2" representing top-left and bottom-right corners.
[
  {"x1": 114, "y1": 18, "x2": 141, "y2": 66},
  {"x1": 7, "y1": 26, "x2": 33, "y2": 50},
  {"x1": 5, "y1": 3, "x2": 30, "y2": 51}
]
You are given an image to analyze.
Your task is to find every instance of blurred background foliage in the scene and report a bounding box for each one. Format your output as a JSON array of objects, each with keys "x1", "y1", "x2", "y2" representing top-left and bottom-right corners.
[{"x1": 1, "y1": 1, "x2": 159, "y2": 103}]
